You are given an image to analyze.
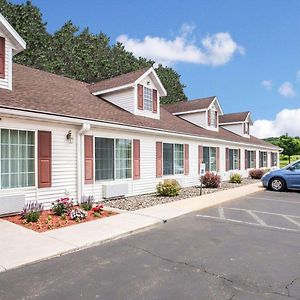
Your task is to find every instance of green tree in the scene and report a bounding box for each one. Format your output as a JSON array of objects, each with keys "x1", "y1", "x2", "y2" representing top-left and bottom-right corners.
[
  {"x1": 276, "y1": 135, "x2": 300, "y2": 164},
  {"x1": 0, "y1": 0, "x2": 187, "y2": 103}
]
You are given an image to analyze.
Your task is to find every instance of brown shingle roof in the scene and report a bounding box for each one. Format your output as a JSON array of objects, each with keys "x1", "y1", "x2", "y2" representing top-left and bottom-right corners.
[
  {"x1": 163, "y1": 97, "x2": 215, "y2": 114},
  {"x1": 219, "y1": 112, "x2": 250, "y2": 124},
  {"x1": 0, "y1": 64, "x2": 277, "y2": 150},
  {"x1": 88, "y1": 67, "x2": 149, "y2": 93}
]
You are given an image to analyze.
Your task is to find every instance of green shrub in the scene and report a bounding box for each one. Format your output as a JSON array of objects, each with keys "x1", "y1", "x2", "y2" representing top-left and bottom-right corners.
[
  {"x1": 51, "y1": 198, "x2": 73, "y2": 216},
  {"x1": 81, "y1": 202, "x2": 92, "y2": 211},
  {"x1": 229, "y1": 173, "x2": 242, "y2": 183},
  {"x1": 157, "y1": 179, "x2": 181, "y2": 197},
  {"x1": 24, "y1": 211, "x2": 40, "y2": 222},
  {"x1": 202, "y1": 172, "x2": 221, "y2": 188},
  {"x1": 80, "y1": 195, "x2": 94, "y2": 211}
]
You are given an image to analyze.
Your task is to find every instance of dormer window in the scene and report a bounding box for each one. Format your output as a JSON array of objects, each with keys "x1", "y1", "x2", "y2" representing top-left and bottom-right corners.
[
  {"x1": 209, "y1": 106, "x2": 218, "y2": 128},
  {"x1": 244, "y1": 122, "x2": 250, "y2": 134},
  {"x1": 143, "y1": 86, "x2": 153, "y2": 111}
]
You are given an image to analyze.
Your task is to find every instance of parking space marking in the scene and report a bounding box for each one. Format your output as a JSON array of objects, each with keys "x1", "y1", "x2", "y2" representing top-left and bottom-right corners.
[
  {"x1": 218, "y1": 207, "x2": 225, "y2": 219},
  {"x1": 283, "y1": 215, "x2": 300, "y2": 227},
  {"x1": 246, "y1": 210, "x2": 267, "y2": 226},
  {"x1": 245, "y1": 196, "x2": 300, "y2": 205},
  {"x1": 196, "y1": 214, "x2": 300, "y2": 233},
  {"x1": 225, "y1": 207, "x2": 300, "y2": 219}
]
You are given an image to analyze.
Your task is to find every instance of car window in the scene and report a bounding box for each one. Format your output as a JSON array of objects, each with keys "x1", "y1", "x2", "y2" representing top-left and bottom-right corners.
[{"x1": 293, "y1": 162, "x2": 300, "y2": 170}]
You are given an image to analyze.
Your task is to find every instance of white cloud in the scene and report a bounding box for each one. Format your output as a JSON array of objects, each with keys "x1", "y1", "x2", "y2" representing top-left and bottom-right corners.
[
  {"x1": 116, "y1": 25, "x2": 244, "y2": 66},
  {"x1": 278, "y1": 81, "x2": 296, "y2": 97},
  {"x1": 252, "y1": 108, "x2": 300, "y2": 138},
  {"x1": 296, "y1": 70, "x2": 300, "y2": 83},
  {"x1": 261, "y1": 80, "x2": 272, "y2": 90}
]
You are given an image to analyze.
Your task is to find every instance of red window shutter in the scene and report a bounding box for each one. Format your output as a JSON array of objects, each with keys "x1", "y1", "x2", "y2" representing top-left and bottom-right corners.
[
  {"x1": 207, "y1": 110, "x2": 211, "y2": 126},
  {"x1": 133, "y1": 139, "x2": 140, "y2": 180},
  {"x1": 152, "y1": 89, "x2": 158, "y2": 113},
  {"x1": 225, "y1": 148, "x2": 229, "y2": 171},
  {"x1": 156, "y1": 142, "x2": 162, "y2": 178},
  {"x1": 198, "y1": 145, "x2": 203, "y2": 174},
  {"x1": 0, "y1": 37, "x2": 5, "y2": 79},
  {"x1": 245, "y1": 150, "x2": 248, "y2": 169},
  {"x1": 238, "y1": 149, "x2": 241, "y2": 170},
  {"x1": 215, "y1": 111, "x2": 218, "y2": 127},
  {"x1": 216, "y1": 147, "x2": 220, "y2": 172},
  {"x1": 38, "y1": 131, "x2": 52, "y2": 188},
  {"x1": 184, "y1": 144, "x2": 189, "y2": 175},
  {"x1": 137, "y1": 84, "x2": 143, "y2": 110},
  {"x1": 84, "y1": 135, "x2": 93, "y2": 184}
]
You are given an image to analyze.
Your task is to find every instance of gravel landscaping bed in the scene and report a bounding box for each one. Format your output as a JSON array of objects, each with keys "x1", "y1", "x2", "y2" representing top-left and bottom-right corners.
[{"x1": 103, "y1": 178, "x2": 260, "y2": 211}]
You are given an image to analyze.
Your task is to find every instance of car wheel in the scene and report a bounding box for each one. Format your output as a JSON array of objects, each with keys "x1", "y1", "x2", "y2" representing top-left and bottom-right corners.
[{"x1": 269, "y1": 177, "x2": 286, "y2": 192}]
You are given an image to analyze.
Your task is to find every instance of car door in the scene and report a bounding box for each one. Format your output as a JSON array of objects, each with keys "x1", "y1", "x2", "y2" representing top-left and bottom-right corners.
[{"x1": 287, "y1": 161, "x2": 300, "y2": 189}]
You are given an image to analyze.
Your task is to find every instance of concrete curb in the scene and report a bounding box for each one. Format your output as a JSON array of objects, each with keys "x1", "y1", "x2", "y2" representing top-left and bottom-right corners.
[{"x1": 0, "y1": 182, "x2": 264, "y2": 272}]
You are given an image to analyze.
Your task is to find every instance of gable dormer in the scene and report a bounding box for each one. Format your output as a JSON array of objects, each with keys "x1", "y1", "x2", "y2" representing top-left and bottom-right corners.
[
  {"x1": 0, "y1": 13, "x2": 26, "y2": 90},
  {"x1": 88, "y1": 67, "x2": 167, "y2": 120},
  {"x1": 219, "y1": 111, "x2": 253, "y2": 138},
  {"x1": 163, "y1": 96, "x2": 223, "y2": 131}
]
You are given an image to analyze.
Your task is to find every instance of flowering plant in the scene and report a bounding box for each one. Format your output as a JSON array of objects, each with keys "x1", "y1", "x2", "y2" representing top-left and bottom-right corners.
[
  {"x1": 51, "y1": 197, "x2": 73, "y2": 216},
  {"x1": 69, "y1": 208, "x2": 87, "y2": 220},
  {"x1": 92, "y1": 204, "x2": 104, "y2": 213}
]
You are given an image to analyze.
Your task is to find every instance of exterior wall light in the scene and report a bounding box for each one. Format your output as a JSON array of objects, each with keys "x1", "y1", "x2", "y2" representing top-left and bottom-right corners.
[{"x1": 66, "y1": 130, "x2": 73, "y2": 144}]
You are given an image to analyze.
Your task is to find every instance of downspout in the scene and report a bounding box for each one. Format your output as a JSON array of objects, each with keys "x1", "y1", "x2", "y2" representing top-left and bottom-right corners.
[{"x1": 77, "y1": 123, "x2": 91, "y2": 203}]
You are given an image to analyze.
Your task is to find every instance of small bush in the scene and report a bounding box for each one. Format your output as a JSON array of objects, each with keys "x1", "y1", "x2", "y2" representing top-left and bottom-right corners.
[
  {"x1": 92, "y1": 204, "x2": 103, "y2": 213},
  {"x1": 80, "y1": 195, "x2": 94, "y2": 211},
  {"x1": 202, "y1": 172, "x2": 221, "y2": 188},
  {"x1": 24, "y1": 211, "x2": 40, "y2": 222},
  {"x1": 93, "y1": 212, "x2": 101, "y2": 218},
  {"x1": 229, "y1": 173, "x2": 242, "y2": 184},
  {"x1": 51, "y1": 197, "x2": 73, "y2": 216},
  {"x1": 69, "y1": 208, "x2": 87, "y2": 221},
  {"x1": 21, "y1": 201, "x2": 43, "y2": 222},
  {"x1": 249, "y1": 169, "x2": 264, "y2": 179},
  {"x1": 157, "y1": 179, "x2": 181, "y2": 197}
]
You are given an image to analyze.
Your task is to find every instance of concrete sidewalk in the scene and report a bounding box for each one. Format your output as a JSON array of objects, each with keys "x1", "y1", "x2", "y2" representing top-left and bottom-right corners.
[{"x1": 0, "y1": 182, "x2": 263, "y2": 272}]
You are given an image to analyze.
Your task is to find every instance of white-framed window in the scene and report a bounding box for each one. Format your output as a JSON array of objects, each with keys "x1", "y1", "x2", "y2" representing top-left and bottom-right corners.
[
  {"x1": 143, "y1": 86, "x2": 153, "y2": 111},
  {"x1": 229, "y1": 149, "x2": 239, "y2": 170},
  {"x1": 95, "y1": 137, "x2": 132, "y2": 181},
  {"x1": 259, "y1": 151, "x2": 268, "y2": 168},
  {"x1": 0, "y1": 128, "x2": 35, "y2": 189},
  {"x1": 246, "y1": 150, "x2": 256, "y2": 168},
  {"x1": 271, "y1": 152, "x2": 277, "y2": 167},
  {"x1": 210, "y1": 108, "x2": 217, "y2": 127},
  {"x1": 203, "y1": 146, "x2": 217, "y2": 172},
  {"x1": 244, "y1": 122, "x2": 250, "y2": 134},
  {"x1": 163, "y1": 143, "x2": 184, "y2": 175}
]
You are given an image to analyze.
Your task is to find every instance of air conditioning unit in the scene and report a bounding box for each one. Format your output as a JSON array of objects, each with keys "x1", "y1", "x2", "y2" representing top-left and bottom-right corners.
[
  {"x1": 0, "y1": 194, "x2": 25, "y2": 216},
  {"x1": 102, "y1": 183, "x2": 128, "y2": 199}
]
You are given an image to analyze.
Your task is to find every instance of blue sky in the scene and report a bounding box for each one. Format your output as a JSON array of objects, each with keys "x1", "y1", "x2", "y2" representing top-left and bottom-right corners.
[{"x1": 11, "y1": 0, "x2": 300, "y2": 137}]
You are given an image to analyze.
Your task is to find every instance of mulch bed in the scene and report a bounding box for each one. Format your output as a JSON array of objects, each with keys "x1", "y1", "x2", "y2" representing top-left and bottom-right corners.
[
  {"x1": 3, "y1": 207, "x2": 117, "y2": 233},
  {"x1": 104, "y1": 178, "x2": 261, "y2": 211}
]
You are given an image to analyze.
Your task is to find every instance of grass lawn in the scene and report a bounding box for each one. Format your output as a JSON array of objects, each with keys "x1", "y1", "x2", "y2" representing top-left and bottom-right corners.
[{"x1": 279, "y1": 154, "x2": 300, "y2": 168}]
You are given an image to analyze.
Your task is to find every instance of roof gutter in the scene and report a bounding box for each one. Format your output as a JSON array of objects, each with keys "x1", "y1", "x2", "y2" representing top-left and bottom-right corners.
[{"x1": 0, "y1": 106, "x2": 280, "y2": 151}]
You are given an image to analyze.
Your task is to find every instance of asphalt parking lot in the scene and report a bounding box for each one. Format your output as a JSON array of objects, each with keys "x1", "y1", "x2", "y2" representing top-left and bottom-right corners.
[
  {"x1": 0, "y1": 190, "x2": 300, "y2": 300},
  {"x1": 198, "y1": 190, "x2": 300, "y2": 233}
]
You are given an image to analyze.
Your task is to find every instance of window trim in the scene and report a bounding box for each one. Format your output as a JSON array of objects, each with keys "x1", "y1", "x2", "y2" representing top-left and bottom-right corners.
[
  {"x1": 203, "y1": 146, "x2": 217, "y2": 172},
  {"x1": 162, "y1": 142, "x2": 185, "y2": 176},
  {"x1": 0, "y1": 127, "x2": 37, "y2": 191},
  {"x1": 143, "y1": 86, "x2": 153, "y2": 111},
  {"x1": 228, "y1": 148, "x2": 239, "y2": 171},
  {"x1": 94, "y1": 136, "x2": 133, "y2": 182}
]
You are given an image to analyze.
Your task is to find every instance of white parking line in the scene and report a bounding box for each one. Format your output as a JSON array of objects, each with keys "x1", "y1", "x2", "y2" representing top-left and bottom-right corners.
[
  {"x1": 246, "y1": 210, "x2": 267, "y2": 226},
  {"x1": 283, "y1": 215, "x2": 300, "y2": 227},
  {"x1": 196, "y1": 214, "x2": 300, "y2": 233},
  {"x1": 225, "y1": 207, "x2": 300, "y2": 219},
  {"x1": 245, "y1": 196, "x2": 300, "y2": 205},
  {"x1": 218, "y1": 207, "x2": 225, "y2": 219}
]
